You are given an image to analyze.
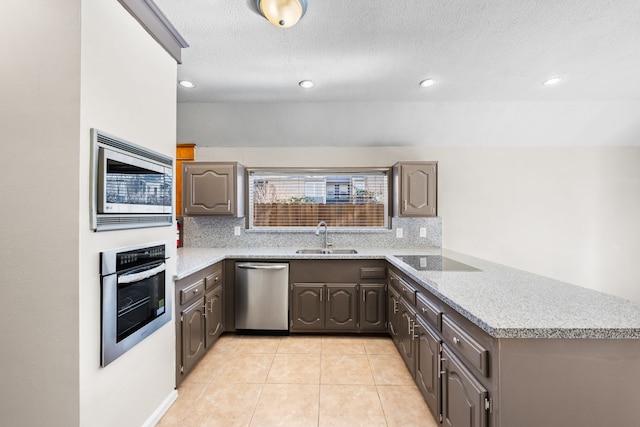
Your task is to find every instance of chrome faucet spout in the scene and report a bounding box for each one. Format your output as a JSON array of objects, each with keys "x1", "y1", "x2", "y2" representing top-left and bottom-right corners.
[{"x1": 316, "y1": 221, "x2": 329, "y2": 250}]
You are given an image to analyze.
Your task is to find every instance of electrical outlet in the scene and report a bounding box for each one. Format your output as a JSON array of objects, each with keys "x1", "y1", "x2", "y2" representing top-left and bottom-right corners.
[
  {"x1": 396, "y1": 228, "x2": 403, "y2": 238},
  {"x1": 234, "y1": 226, "x2": 241, "y2": 236},
  {"x1": 419, "y1": 227, "x2": 427, "y2": 237}
]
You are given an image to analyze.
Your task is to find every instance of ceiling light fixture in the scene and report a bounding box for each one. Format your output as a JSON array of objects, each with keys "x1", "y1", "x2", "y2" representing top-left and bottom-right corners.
[
  {"x1": 543, "y1": 76, "x2": 562, "y2": 86},
  {"x1": 257, "y1": 0, "x2": 307, "y2": 28},
  {"x1": 299, "y1": 80, "x2": 315, "y2": 89},
  {"x1": 419, "y1": 78, "x2": 436, "y2": 88},
  {"x1": 178, "y1": 80, "x2": 196, "y2": 88}
]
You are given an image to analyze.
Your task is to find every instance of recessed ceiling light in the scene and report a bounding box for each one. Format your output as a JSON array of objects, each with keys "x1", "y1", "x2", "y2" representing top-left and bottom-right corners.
[
  {"x1": 419, "y1": 78, "x2": 436, "y2": 88},
  {"x1": 543, "y1": 76, "x2": 562, "y2": 86},
  {"x1": 299, "y1": 80, "x2": 315, "y2": 89},
  {"x1": 178, "y1": 80, "x2": 196, "y2": 88}
]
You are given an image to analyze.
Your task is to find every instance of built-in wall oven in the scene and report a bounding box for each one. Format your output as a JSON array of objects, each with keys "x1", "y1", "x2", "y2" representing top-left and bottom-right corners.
[{"x1": 100, "y1": 241, "x2": 171, "y2": 366}]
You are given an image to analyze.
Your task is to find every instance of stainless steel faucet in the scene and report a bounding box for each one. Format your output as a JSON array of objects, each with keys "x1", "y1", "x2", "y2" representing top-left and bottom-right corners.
[{"x1": 316, "y1": 221, "x2": 330, "y2": 251}]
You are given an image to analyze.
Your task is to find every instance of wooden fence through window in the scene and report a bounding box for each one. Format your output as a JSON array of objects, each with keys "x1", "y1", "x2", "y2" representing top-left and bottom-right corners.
[{"x1": 253, "y1": 203, "x2": 385, "y2": 227}]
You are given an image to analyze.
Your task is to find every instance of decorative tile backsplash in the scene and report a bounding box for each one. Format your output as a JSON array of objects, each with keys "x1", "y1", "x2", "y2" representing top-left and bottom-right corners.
[{"x1": 182, "y1": 216, "x2": 441, "y2": 249}]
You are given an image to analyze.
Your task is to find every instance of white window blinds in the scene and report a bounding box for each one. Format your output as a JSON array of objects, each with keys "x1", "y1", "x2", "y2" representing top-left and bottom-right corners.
[{"x1": 248, "y1": 170, "x2": 389, "y2": 229}]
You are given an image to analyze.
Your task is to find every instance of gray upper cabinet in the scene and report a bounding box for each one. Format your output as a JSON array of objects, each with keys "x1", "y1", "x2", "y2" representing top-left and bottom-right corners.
[
  {"x1": 393, "y1": 161, "x2": 437, "y2": 217},
  {"x1": 182, "y1": 162, "x2": 245, "y2": 217}
]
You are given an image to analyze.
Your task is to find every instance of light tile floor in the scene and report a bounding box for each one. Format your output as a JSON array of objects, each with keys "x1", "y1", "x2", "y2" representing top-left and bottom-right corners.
[{"x1": 158, "y1": 334, "x2": 438, "y2": 427}]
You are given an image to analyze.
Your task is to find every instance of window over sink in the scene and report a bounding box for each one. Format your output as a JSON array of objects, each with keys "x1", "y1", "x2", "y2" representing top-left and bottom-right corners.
[{"x1": 247, "y1": 168, "x2": 390, "y2": 230}]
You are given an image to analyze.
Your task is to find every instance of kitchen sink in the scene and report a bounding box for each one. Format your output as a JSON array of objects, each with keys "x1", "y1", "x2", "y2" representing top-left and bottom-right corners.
[{"x1": 296, "y1": 248, "x2": 358, "y2": 254}]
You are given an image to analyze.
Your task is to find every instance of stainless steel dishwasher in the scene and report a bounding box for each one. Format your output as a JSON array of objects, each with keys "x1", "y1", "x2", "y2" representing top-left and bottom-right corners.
[{"x1": 235, "y1": 262, "x2": 289, "y2": 334}]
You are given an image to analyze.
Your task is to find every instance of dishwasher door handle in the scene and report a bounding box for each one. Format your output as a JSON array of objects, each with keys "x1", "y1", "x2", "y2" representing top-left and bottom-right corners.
[{"x1": 236, "y1": 263, "x2": 288, "y2": 270}]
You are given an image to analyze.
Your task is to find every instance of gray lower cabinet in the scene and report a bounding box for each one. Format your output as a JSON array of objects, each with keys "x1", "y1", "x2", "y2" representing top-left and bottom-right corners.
[
  {"x1": 442, "y1": 346, "x2": 489, "y2": 427},
  {"x1": 175, "y1": 262, "x2": 224, "y2": 385},
  {"x1": 180, "y1": 299, "x2": 206, "y2": 379},
  {"x1": 291, "y1": 283, "x2": 325, "y2": 330},
  {"x1": 389, "y1": 266, "x2": 492, "y2": 427},
  {"x1": 205, "y1": 284, "x2": 224, "y2": 346},
  {"x1": 415, "y1": 315, "x2": 441, "y2": 419},
  {"x1": 398, "y1": 297, "x2": 417, "y2": 376},
  {"x1": 325, "y1": 284, "x2": 358, "y2": 330},
  {"x1": 359, "y1": 284, "x2": 386, "y2": 331},
  {"x1": 387, "y1": 285, "x2": 401, "y2": 339},
  {"x1": 291, "y1": 282, "x2": 386, "y2": 332}
]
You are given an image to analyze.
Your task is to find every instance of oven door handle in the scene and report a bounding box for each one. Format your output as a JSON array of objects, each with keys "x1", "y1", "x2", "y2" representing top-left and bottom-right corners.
[{"x1": 118, "y1": 263, "x2": 166, "y2": 284}]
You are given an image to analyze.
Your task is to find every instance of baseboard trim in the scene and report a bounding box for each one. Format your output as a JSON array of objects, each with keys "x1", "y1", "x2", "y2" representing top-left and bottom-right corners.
[{"x1": 142, "y1": 389, "x2": 178, "y2": 427}]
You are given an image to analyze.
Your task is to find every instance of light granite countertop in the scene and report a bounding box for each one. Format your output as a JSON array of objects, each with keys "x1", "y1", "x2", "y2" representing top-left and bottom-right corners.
[{"x1": 175, "y1": 247, "x2": 640, "y2": 339}]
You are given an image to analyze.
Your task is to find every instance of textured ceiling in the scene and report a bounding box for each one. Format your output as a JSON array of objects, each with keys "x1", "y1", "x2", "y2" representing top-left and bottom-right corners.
[{"x1": 153, "y1": 0, "x2": 640, "y2": 147}]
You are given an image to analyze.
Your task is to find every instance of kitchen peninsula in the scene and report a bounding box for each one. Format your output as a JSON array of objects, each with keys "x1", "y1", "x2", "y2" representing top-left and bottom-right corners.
[{"x1": 175, "y1": 246, "x2": 640, "y2": 427}]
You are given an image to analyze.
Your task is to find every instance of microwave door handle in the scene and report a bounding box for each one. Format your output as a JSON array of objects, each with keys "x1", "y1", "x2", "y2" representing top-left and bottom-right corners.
[{"x1": 118, "y1": 263, "x2": 166, "y2": 284}]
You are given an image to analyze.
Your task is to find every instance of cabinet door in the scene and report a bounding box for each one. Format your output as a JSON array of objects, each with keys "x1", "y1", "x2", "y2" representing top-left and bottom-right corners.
[
  {"x1": 398, "y1": 298, "x2": 417, "y2": 376},
  {"x1": 325, "y1": 284, "x2": 358, "y2": 331},
  {"x1": 442, "y1": 346, "x2": 488, "y2": 427},
  {"x1": 416, "y1": 315, "x2": 441, "y2": 418},
  {"x1": 181, "y1": 299, "x2": 206, "y2": 378},
  {"x1": 205, "y1": 285, "x2": 223, "y2": 348},
  {"x1": 359, "y1": 284, "x2": 386, "y2": 332},
  {"x1": 388, "y1": 286, "x2": 401, "y2": 343},
  {"x1": 183, "y1": 163, "x2": 235, "y2": 215},
  {"x1": 291, "y1": 283, "x2": 325, "y2": 330},
  {"x1": 400, "y1": 163, "x2": 437, "y2": 217}
]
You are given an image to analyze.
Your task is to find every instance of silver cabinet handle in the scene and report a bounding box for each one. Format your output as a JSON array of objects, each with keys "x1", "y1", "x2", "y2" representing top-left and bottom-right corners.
[
  {"x1": 453, "y1": 337, "x2": 460, "y2": 345},
  {"x1": 227, "y1": 199, "x2": 231, "y2": 211},
  {"x1": 403, "y1": 199, "x2": 408, "y2": 211},
  {"x1": 320, "y1": 289, "x2": 323, "y2": 302}
]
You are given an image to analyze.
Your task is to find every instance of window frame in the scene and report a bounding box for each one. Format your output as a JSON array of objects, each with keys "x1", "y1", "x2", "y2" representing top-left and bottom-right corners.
[{"x1": 246, "y1": 167, "x2": 392, "y2": 231}]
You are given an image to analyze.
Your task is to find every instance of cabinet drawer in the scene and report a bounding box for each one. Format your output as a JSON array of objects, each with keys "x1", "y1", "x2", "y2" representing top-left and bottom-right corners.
[
  {"x1": 442, "y1": 315, "x2": 489, "y2": 377},
  {"x1": 180, "y1": 278, "x2": 205, "y2": 305},
  {"x1": 205, "y1": 268, "x2": 222, "y2": 290},
  {"x1": 389, "y1": 271, "x2": 417, "y2": 305},
  {"x1": 360, "y1": 267, "x2": 386, "y2": 279},
  {"x1": 416, "y1": 293, "x2": 442, "y2": 330},
  {"x1": 398, "y1": 278, "x2": 416, "y2": 306}
]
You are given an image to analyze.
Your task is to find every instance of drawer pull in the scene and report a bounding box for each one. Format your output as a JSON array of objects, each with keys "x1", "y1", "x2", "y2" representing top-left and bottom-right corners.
[
  {"x1": 421, "y1": 307, "x2": 426, "y2": 313},
  {"x1": 194, "y1": 288, "x2": 199, "y2": 293},
  {"x1": 453, "y1": 337, "x2": 460, "y2": 345}
]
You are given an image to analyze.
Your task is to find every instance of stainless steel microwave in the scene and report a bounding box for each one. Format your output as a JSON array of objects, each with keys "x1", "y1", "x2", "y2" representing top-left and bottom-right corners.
[{"x1": 91, "y1": 129, "x2": 173, "y2": 231}]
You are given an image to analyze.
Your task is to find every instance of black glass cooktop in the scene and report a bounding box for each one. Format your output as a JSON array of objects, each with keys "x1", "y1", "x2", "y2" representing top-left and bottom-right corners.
[{"x1": 393, "y1": 255, "x2": 480, "y2": 272}]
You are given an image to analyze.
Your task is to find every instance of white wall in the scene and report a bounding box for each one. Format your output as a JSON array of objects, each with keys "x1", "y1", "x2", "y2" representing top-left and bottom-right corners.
[
  {"x1": 195, "y1": 146, "x2": 640, "y2": 303},
  {"x1": 0, "y1": 1, "x2": 178, "y2": 426},
  {"x1": 0, "y1": 1, "x2": 82, "y2": 425},
  {"x1": 79, "y1": 1, "x2": 178, "y2": 427}
]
